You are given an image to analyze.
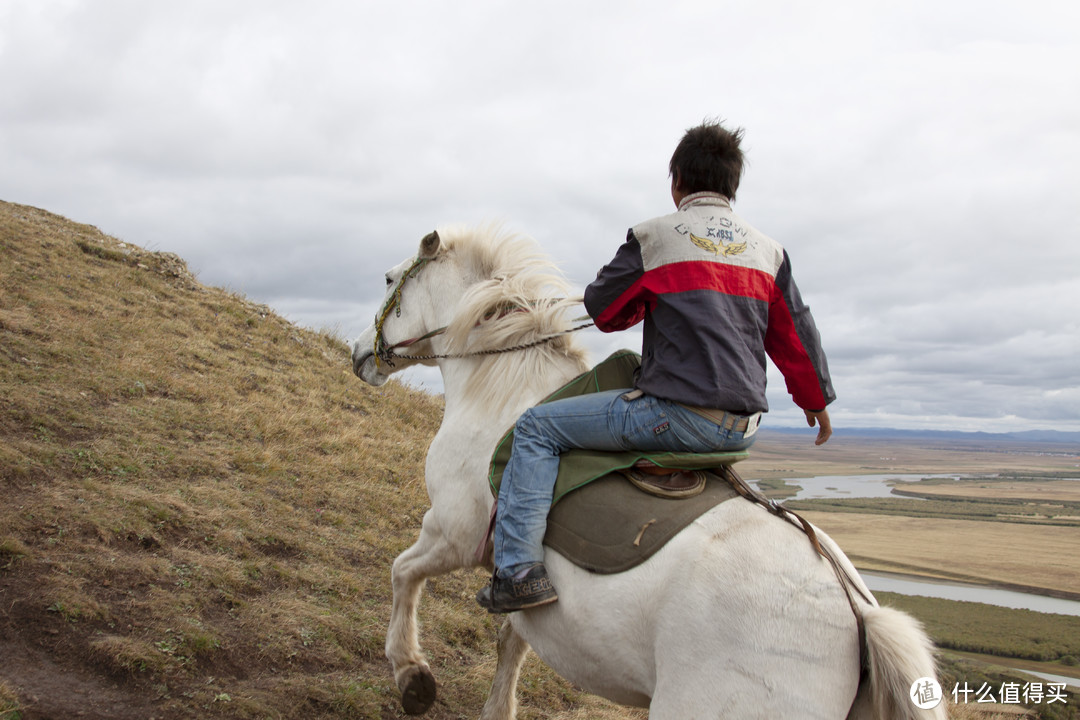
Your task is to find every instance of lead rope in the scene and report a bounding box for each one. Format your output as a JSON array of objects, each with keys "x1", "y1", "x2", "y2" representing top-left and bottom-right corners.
[
  {"x1": 374, "y1": 262, "x2": 594, "y2": 367},
  {"x1": 381, "y1": 318, "x2": 595, "y2": 366},
  {"x1": 373, "y1": 247, "x2": 596, "y2": 367}
]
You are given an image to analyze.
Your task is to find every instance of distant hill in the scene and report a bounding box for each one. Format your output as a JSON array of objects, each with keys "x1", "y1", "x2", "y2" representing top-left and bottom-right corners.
[
  {"x1": 763, "y1": 426, "x2": 1080, "y2": 447},
  {"x1": 0, "y1": 200, "x2": 626, "y2": 719}
]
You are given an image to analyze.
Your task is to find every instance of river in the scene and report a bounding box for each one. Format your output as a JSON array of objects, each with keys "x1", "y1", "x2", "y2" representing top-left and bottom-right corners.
[
  {"x1": 774, "y1": 473, "x2": 962, "y2": 500},
  {"x1": 862, "y1": 571, "x2": 1080, "y2": 617}
]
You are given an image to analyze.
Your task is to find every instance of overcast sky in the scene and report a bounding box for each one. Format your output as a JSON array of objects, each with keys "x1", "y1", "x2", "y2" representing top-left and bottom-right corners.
[{"x1": 2, "y1": 1, "x2": 1077, "y2": 433}]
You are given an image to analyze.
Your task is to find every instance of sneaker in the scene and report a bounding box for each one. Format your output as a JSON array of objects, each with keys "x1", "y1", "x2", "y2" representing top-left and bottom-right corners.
[{"x1": 475, "y1": 564, "x2": 558, "y2": 613}]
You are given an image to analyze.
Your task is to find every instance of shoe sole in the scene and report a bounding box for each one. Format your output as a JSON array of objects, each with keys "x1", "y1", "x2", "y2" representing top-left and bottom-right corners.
[{"x1": 483, "y1": 592, "x2": 558, "y2": 614}]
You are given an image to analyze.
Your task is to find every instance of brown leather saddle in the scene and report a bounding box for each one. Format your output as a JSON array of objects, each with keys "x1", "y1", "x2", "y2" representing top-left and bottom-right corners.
[{"x1": 620, "y1": 458, "x2": 710, "y2": 499}]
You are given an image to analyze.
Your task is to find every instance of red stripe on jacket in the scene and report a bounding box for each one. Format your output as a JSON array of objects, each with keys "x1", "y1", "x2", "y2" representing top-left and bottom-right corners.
[
  {"x1": 765, "y1": 294, "x2": 830, "y2": 411},
  {"x1": 593, "y1": 260, "x2": 774, "y2": 331}
]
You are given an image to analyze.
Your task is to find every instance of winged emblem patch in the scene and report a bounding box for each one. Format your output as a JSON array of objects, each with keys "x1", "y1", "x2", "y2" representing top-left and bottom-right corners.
[{"x1": 690, "y1": 232, "x2": 747, "y2": 257}]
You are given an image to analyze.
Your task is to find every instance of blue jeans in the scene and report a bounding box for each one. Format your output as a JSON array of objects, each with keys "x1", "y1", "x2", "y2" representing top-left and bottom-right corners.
[{"x1": 493, "y1": 389, "x2": 757, "y2": 578}]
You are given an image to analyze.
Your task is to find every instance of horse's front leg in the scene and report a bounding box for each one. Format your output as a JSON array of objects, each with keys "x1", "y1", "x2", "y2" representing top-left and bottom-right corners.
[
  {"x1": 386, "y1": 512, "x2": 464, "y2": 715},
  {"x1": 479, "y1": 619, "x2": 530, "y2": 720}
]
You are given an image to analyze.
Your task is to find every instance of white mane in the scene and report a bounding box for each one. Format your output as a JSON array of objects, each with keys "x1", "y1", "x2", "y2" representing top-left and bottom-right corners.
[{"x1": 437, "y1": 224, "x2": 590, "y2": 409}]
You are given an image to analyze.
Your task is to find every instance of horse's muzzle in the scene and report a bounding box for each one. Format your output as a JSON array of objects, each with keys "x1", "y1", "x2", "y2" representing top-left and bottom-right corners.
[
  {"x1": 350, "y1": 343, "x2": 388, "y2": 386},
  {"x1": 351, "y1": 348, "x2": 368, "y2": 378}
]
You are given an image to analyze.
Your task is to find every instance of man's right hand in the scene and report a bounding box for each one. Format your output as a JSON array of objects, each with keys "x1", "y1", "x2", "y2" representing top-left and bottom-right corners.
[{"x1": 804, "y1": 409, "x2": 832, "y2": 445}]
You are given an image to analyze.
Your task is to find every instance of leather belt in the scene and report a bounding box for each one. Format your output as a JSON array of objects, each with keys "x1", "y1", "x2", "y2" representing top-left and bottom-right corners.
[
  {"x1": 723, "y1": 413, "x2": 753, "y2": 432},
  {"x1": 680, "y1": 405, "x2": 761, "y2": 436},
  {"x1": 621, "y1": 390, "x2": 761, "y2": 437}
]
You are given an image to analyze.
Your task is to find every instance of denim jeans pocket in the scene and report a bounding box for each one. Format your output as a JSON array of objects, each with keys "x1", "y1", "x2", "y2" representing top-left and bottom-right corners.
[
  {"x1": 610, "y1": 395, "x2": 675, "y2": 450},
  {"x1": 664, "y1": 404, "x2": 724, "y2": 452}
]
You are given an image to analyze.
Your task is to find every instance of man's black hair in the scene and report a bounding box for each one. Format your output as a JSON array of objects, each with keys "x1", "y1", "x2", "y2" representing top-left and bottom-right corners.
[{"x1": 669, "y1": 120, "x2": 746, "y2": 200}]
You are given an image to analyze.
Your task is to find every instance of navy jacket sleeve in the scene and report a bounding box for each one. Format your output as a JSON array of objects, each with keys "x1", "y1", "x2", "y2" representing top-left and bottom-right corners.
[{"x1": 583, "y1": 230, "x2": 648, "y2": 332}]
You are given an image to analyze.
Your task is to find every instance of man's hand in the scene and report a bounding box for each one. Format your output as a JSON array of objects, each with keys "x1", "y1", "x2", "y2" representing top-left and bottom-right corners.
[{"x1": 804, "y1": 409, "x2": 832, "y2": 446}]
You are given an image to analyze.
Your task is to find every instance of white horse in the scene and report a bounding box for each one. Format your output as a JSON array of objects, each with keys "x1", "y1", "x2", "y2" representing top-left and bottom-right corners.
[{"x1": 351, "y1": 225, "x2": 945, "y2": 720}]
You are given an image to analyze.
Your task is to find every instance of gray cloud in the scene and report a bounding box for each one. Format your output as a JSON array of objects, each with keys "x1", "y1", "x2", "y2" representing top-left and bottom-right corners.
[{"x1": 1, "y1": 0, "x2": 1077, "y2": 432}]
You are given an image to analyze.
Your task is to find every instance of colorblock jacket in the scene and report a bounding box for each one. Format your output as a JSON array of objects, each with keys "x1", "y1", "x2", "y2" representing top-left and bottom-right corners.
[{"x1": 583, "y1": 192, "x2": 835, "y2": 415}]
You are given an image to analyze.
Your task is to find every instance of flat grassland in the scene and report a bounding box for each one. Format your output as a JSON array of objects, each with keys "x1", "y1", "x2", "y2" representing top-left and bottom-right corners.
[
  {"x1": 902, "y1": 479, "x2": 1080, "y2": 503},
  {"x1": 743, "y1": 430, "x2": 1080, "y2": 596},
  {"x1": 746, "y1": 432, "x2": 1080, "y2": 717},
  {"x1": 796, "y1": 510, "x2": 1080, "y2": 596}
]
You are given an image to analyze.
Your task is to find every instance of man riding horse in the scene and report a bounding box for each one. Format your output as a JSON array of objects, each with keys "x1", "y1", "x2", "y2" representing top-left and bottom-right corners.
[{"x1": 478, "y1": 120, "x2": 836, "y2": 613}]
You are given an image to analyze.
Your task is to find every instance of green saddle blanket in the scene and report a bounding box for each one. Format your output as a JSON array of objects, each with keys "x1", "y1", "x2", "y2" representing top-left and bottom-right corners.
[{"x1": 487, "y1": 349, "x2": 748, "y2": 504}]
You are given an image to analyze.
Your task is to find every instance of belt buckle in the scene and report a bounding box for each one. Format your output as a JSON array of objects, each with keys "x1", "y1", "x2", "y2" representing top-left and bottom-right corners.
[{"x1": 744, "y1": 413, "x2": 761, "y2": 437}]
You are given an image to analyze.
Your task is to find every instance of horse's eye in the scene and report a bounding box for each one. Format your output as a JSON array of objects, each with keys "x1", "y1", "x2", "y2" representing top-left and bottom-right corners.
[{"x1": 385, "y1": 276, "x2": 393, "y2": 287}]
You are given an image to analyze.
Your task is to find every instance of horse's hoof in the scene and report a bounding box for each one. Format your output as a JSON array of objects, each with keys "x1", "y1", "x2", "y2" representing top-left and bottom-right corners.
[{"x1": 400, "y1": 665, "x2": 437, "y2": 715}]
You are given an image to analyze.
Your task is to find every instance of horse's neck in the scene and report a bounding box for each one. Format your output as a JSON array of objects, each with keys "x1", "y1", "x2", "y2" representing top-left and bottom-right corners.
[
  {"x1": 417, "y1": 350, "x2": 583, "y2": 561},
  {"x1": 438, "y1": 349, "x2": 585, "y2": 443}
]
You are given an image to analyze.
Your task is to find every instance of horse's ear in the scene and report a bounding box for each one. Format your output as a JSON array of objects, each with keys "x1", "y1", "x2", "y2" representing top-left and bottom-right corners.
[{"x1": 419, "y1": 230, "x2": 440, "y2": 259}]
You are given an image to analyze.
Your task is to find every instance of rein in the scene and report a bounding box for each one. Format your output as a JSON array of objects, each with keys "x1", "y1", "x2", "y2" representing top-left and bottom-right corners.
[
  {"x1": 372, "y1": 254, "x2": 594, "y2": 369},
  {"x1": 723, "y1": 466, "x2": 873, "y2": 680}
]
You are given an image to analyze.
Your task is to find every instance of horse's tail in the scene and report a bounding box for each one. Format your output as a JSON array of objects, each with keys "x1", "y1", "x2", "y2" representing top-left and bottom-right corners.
[{"x1": 847, "y1": 604, "x2": 947, "y2": 720}]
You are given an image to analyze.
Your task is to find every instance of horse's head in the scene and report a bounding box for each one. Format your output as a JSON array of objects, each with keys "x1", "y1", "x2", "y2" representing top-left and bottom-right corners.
[
  {"x1": 352, "y1": 224, "x2": 589, "y2": 404},
  {"x1": 352, "y1": 230, "x2": 448, "y2": 386}
]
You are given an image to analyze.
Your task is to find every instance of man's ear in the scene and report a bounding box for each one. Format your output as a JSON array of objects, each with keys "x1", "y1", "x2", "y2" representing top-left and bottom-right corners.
[{"x1": 419, "y1": 230, "x2": 440, "y2": 259}]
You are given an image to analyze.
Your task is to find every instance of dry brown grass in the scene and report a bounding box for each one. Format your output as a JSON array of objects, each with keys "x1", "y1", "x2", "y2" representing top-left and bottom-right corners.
[
  {"x1": 0, "y1": 200, "x2": 633, "y2": 719},
  {"x1": 0, "y1": 681, "x2": 22, "y2": 720},
  {"x1": 800, "y1": 510, "x2": 1080, "y2": 596},
  {"x1": 947, "y1": 702, "x2": 1036, "y2": 719}
]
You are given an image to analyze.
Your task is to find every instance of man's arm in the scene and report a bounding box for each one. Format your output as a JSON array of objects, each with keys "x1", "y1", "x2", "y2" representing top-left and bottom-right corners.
[
  {"x1": 583, "y1": 230, "x2": 648, "y2": 332},
  {"x1": 765, "y1": 251, "x2": 836, "y2": 443}
]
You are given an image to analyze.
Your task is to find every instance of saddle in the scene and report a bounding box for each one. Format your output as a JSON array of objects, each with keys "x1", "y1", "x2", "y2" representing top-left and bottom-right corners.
[
  {"x1": 481, "y1": 350, "x2": 750, "y2": 573},
  {"x1": 478, "y1": 459, "x2": 748, "y2": 574},
  {"x1": 621, "y1": 458, "x2": 710, "y2": 499}
]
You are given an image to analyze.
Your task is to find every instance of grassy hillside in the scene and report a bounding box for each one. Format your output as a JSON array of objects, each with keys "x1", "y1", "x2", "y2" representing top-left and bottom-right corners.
[
  {"x1": 0, "y1": 200, "x2": 638, "y2": 720},
  {"x1": 2, "y1": 200, "x2": 1054, "y2": 720}
]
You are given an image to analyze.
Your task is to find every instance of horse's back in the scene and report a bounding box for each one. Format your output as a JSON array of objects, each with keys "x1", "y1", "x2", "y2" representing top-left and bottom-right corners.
[{"x1": 513, "y1": 498, "x2": 862, "y2": 716}]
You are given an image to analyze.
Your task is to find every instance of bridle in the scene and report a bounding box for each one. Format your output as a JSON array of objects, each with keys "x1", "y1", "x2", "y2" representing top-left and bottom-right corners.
[
  {"x1": 372, "y1": 252, "x2": 593, "y2": 369},
  {"x1": 372, "y1": 254, "x2": 440, "y2": 368}
]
